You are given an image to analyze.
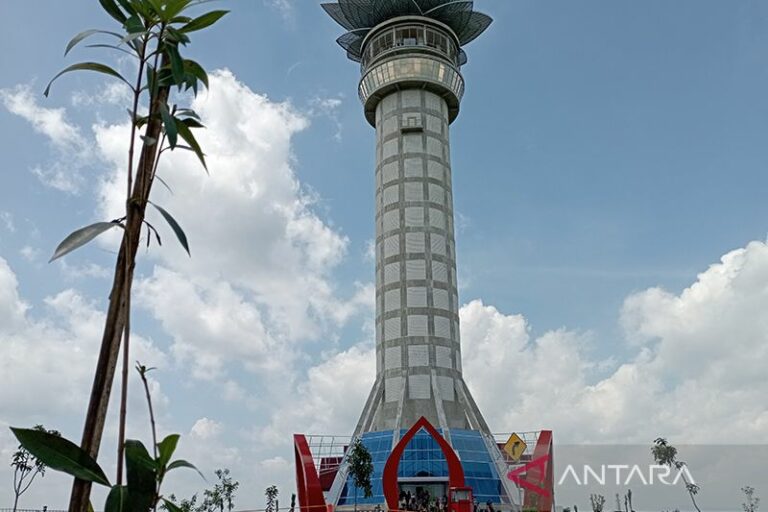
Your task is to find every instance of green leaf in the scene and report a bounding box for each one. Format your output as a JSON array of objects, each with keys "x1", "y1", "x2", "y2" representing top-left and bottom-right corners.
[
  {"x1": 169, "y1": 16, "x2": 192, "y2": 24},
  {"x1": 65, "y1": 29, "x2": 123, "y2": 56},
  {"x1": 116, "y1": 0, "x2": 137, "y2": 15},
  {"x1": 123, "y1": 14, "x2": 145, "y2": 34},
  {"x1": 49, "y1": 221, "x2": 123, "y2": 262},
  {"x1": 163, "y1": 499, "x2": 185, "y2": 512},
  {"x1": 145, "y1": 0, "x2": 164, "y2": 17},
  {"x1": 180, "y1": 10, "x2": 229, "y2": 33},
  {"x1": 157, "y1": 434, "x2": 180, "y2": 469},
  {"x1": 164, "y1": 0, "x2": 192, "y2": 20},
  {"x1": 125, "y1": 440, "x2": 156, "y2": 512},
  {"x1": 105, "y1": 485, "x2": 128, "y2": 512},
  {"x1": 85, "y1": 43, "x2": 136, "y2": 57},
  {"x1": 166, "y1": 26, "x2": 191, "y2": 45},
  {"x1": 126, "y1": 0, "x2": 152, "y2": 20},
  {"x1": 180, "y1": 118, "x2": 204, "y2": 129},
  {"x1": 149, "y1": 202, "x2": 190, "y2": 256},
  {"x1": 145, "y1": 65, "x2": 156, "y2": 95},
  {"x1": 10, "y1": 428, "x2": 111, "y2": 486},
  {"x1": 155, "y1": 174, "x2": 174, "y2": 195},
  {"x1": 159, "y1": 103, "x2": 178, "y2": 148},
  {"x1": 44, "y1": 62, "x2": 133, "y2": 97},
  {"x1": 99, "y1": 0, "x2": 128, "y2": 23},
  {"x1": 183, "y1": 59, "x2": 208, "y2": 90},
  {"x1": 166, "y1": 459, "x2": 204, "y2": 479},
  {"x1": 166, "y1": 43, "x2": 185, "y2": 85},
  {"x1": 175, "y1": 119, "x2": 207, "y2": 171},
  {"x1": 175, "y1": 108, "x2": 200, "y2": 120}
]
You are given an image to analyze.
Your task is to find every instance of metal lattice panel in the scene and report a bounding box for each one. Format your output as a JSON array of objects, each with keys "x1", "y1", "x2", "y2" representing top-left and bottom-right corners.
[{"x1": 322, "y1": 0, "x2": 492, "y2": 62}]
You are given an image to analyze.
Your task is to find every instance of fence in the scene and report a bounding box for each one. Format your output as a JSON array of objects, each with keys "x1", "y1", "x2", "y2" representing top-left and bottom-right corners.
[{"x1": 0, "y1": 509, "x2": 66, "y2": 512}]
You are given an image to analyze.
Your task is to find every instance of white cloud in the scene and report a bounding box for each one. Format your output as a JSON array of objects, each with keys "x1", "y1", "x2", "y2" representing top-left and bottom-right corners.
[
  {"x1": 19, "y1": 245, "x2": 40, "y2": 263},
  {"x1": 57, "y1": 260, "x2": 111, "y2": 280},
  {"x1": 71, "y1": 81, "x2": 133, "y2": 107},
  {"x1": 257, "y1": 343, "x2": 375, "y2": 447},
  {"x1": 0, "y1": 256, "x2": 170, "y2": 507},
  {"x1": 1, "y1": 84, "x2": 90, "y2": 193},
  {"x1": 308, "y1": 96, "x2": 344, "y2": 142},
  {"x1": 1, "y1": 211, "x2": 15, "y2": 232},
  {"x1": 190, "y1": 417, "x2": 223, "y2": 440},
  {"x1": 265, "y1": 0, "x2": 294, "y2": 22},
  {"x1": 1, "y1": 85, "x2": 84, "y2": 148},
  {"x1": 93, "y1": 70, "x2": 366, "y2": 384},
  {"x1": 0, "y1": 257, "x2": 167, "y2": 419},
  {"x1": 460, "y1": 241, "x2": 768, "y2": 444}
]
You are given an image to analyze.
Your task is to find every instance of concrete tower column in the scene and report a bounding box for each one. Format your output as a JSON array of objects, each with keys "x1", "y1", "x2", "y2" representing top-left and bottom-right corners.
[
  {"x1": 373, "y1": 87, "x2": 463, "y2": 431},
  {"x1": 343, "y1": 19, "x2": 491, "y2": 436}
]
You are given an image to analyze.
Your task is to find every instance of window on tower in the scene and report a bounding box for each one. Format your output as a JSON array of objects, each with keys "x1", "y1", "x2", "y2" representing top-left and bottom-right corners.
[{"x1": 362, "y1": 24, "x2": 459, "y2": 69}]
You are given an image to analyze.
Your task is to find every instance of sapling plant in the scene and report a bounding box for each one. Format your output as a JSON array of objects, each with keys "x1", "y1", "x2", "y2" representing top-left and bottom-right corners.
[
  {"x1": 11, "y1": 363, "x2": 203, "y2": 512},
  {"x1": 20, "y1": 1, "x2": 228, "y2": 510}
]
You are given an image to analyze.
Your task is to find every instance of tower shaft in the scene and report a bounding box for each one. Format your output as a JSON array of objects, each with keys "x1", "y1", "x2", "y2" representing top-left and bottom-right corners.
[{"x1": 360, "y1": 87, "x2": 477, "y2": 433}]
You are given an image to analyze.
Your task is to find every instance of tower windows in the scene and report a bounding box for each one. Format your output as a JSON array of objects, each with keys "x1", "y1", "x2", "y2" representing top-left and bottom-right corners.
[{"x1": 362, "y1": 24, "x2": 459, "y2": 68}]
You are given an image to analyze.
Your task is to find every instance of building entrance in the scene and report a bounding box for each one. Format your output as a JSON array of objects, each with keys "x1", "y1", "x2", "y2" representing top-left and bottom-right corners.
[{"x1": 398, "y1": 480, "x2": 448, "y2": 509}]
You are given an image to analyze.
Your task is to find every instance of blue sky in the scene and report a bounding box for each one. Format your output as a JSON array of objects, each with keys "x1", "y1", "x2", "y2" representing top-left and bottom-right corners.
[{"x1": 1, "y1": 1, "x2": 768, "y2": 510}]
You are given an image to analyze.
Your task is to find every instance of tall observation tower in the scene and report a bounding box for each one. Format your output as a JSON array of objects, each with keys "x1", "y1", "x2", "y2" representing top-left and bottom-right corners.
[
  {"x1": 294, "y1": 3, "x2": 555, "y2": 512},
  {"x1": 326, "y1": 0, "x2": 492, "y2": 436}
]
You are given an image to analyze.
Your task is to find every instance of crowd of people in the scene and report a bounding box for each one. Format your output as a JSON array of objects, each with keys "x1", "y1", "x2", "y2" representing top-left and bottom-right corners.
[
  {"x1": 397, "y1": 489, "x2": 448, "y2": 512},
  {"x1": 396, "y1": 490, "x2": 495, "y2": 512}
]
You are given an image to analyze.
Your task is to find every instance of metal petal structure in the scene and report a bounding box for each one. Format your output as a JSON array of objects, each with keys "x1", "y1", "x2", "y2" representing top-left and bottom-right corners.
[{"x1": 322, "y1": 0, "x2": 492, "y2": 62}]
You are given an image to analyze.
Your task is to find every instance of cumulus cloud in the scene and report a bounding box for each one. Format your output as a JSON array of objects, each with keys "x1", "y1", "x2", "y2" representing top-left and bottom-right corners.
[
  {"x1": 1, "y1": 69, "x2": 374, "y2": 506},
  {"x1": 91, "y1": 71, "x2": 368, "y2": 388},
  {"x1": 0, "y1": 257, "x2": 167, "y2": 419},
  {"x1": 0, "y1": 84, "x2": 89, "y2": 193},
  {"x1": 0, "y1": 257, "x2": 170, "y2": 506},
  {"x1": 461, "y1": 241, "x2": 768, "y2": 444},
  {"x1": 257, "y1": 343, "x2": 375, "y2": 446}
]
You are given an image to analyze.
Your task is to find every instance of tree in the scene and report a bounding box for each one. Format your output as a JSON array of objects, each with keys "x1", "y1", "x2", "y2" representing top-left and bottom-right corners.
[
  {"x1": 164, "y1": 469, "x2": 239, "y2": 512},
  {"x1": 589, "y1": 494, "x2": 605, "y2": 512},
  {"x1": 266, "y1": 485, "x2": 279, "y2": 512},
  {"x1": 652, "y1": 438, "x2": 701, "y2": 512},
  {"x1": 30, "y1": 2, "x2": 227, "y2": 510},
  {"x1": 164, "y1": 493, "x2": 199, "y2": 512},
  {"x1": 346, "y1": 438, "x2": 374, "y2": 512},
  {"x1": 742, "y1": 486, "x2": 760, "y2": 512},
  {"x1": 10, "y1": 425, "x2": 61, "y2": 512},
  {"x1": 201, "y1": 469, "x2": 240, "y2": 512}
]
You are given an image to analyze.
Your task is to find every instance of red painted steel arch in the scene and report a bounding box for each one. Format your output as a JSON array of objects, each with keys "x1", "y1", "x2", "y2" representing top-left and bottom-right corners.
[
  {"x1": 294, "y1": 434, "x2": 328, "y2": 512},
  {"x1": 382, "y1": 417, "x2": 465, "y2": 510}
]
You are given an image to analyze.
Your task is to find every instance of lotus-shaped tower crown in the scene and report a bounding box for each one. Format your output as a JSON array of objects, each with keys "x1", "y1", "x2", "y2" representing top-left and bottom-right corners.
[{"x1": 322, "y1": 0, "x2": 492, "y2": 63}]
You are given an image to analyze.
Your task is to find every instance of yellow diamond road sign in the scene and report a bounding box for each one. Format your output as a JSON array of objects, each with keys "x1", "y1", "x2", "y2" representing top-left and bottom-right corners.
[{"x1": 503, "y1": 433, "x2": 527, "y2": 461}]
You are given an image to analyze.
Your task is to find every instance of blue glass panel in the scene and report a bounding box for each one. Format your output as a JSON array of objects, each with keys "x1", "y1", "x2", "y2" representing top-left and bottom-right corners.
[{"x1": 337, "y1": 428, "x2": 508, "y2": 506}]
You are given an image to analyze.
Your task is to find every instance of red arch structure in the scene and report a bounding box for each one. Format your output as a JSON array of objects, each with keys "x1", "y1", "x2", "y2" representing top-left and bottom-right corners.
[
  {"x1": 382, "y1": 417, "x2": 465, "y2": 510},
  {"x1": 294, "y1": 434, "x2": 328, "y2": 512}
]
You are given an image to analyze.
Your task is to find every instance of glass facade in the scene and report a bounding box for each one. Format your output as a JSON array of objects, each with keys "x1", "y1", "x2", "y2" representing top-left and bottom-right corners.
[
  {"x1": 359, "y1": 56, "x2": 464, "y2": 106},
  {"x1": 337, "y1": 429, "x2": 507, "y2": 506},
  {"x1": 361, "y1": 23, "x2": 459, "y2": 69}
]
